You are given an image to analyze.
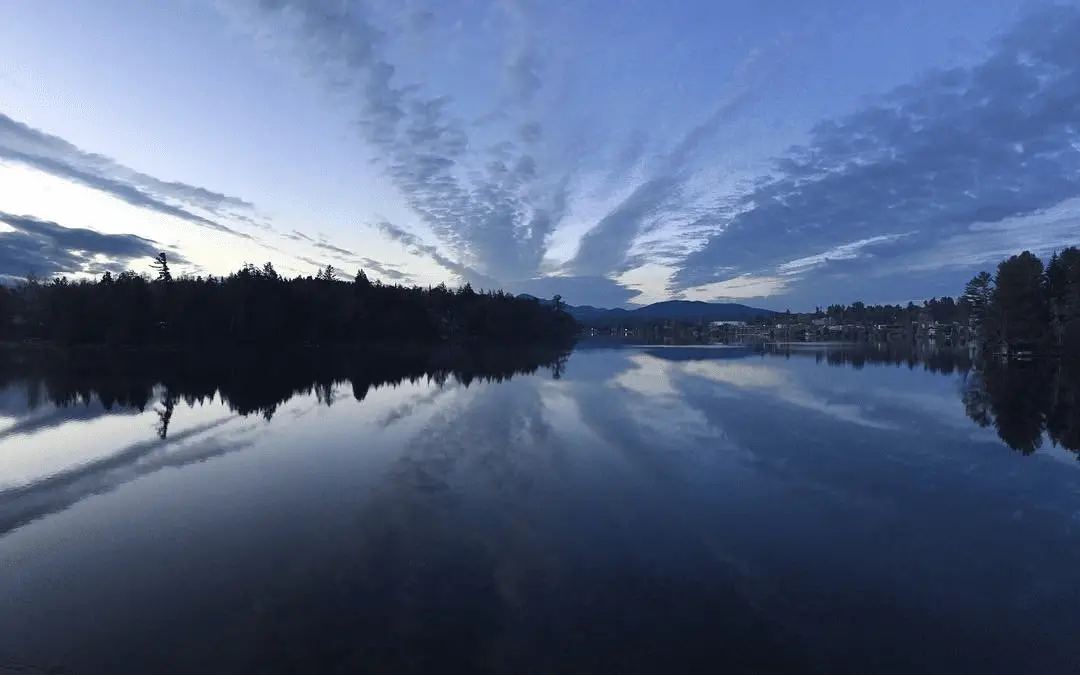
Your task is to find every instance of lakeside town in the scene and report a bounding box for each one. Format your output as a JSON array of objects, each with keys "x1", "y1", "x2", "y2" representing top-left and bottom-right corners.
[
  {"x1": 585, "y1": 247, "x2": 1080, "y2": 355},
  {"x1": 584, "y1": 309, "x2": 976, "y2": 348}
]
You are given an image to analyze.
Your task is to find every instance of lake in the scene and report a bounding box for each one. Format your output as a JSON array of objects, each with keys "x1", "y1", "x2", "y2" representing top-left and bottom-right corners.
[{"x1": 1, "y1": 344, "x2": 1078, "y2": 674}]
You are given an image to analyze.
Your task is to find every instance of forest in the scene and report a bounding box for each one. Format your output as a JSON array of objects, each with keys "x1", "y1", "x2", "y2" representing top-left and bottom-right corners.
[
  {"x1": 0, "y1": 255, "x2": 579, "y2": 347},
  {"x1": 959, "y1": 247, "x2": 1080, "y2": 351}
]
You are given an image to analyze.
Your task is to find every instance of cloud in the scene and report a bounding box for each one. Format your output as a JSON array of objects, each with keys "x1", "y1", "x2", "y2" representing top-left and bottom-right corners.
[
  {"x1": 0, "y1": 418, "x2": 250, "y2": 537},
  {"x1": 408, "y1": 9, "x2": 436, "y2": 34},
  {"x1": 313, "y1": 239, "x2": 357, "y2": 258},
  {"x1": 0, "y1": 211, "x2": 177, "y2": 279},
  {"x1": 905, "y1": 199, "x2": 1080, "y2": 273},
  {"x1": 519, "y1": 122, "x2": 543, "y2": 144},
  {"x1": 375, "y1": 221, "x2": 496, "y2": 287},
  {"x1": 284, "y1": 229, "x2": 314, "y2": 242},
  {"x1": 371, "y1": 204, "x2": 643, "y2": 304},
  {"x1": 676, "y1": 359, "x2": 894, "y2": 430},
  {"x1": 220, "y1": 0, "x2": 572, "y2": 283},
  {"x1": 219, "y1": 1, "x2": 797, "y2": 306},
  {"x1": 506, "y1": 275, "x2": 642, "y2": 307},
  {"x1": 308, "y1": 239, "x2": 415, "y2": 282},
  {"x1": 674, "y1": 5, "x2": 1080, "y2": 294},
  {"x1": 507, "y1": 48, "x2": 542, "y2": 105},
  {"x1": 567, "y1": 174, "x2": 679, "y2": 277},
  {"x1": 0, "y1": 113, "x2": 259, "y2": 239},
  {"x1": 567, "y1": 45, "x2": 773, "y2": 278},
  {"x1": 775, "y1": 233, "x2": 915, "y2": 276},
  {"x1": 0, "y1": 398, "x2": 141, "y2": 442},
  {"x1": 681, "y1": 275, "x2": 789, "y2": 302},
  {"x1": 373, "y1": 221, "x2": 640, "y2": 305},
  {"x1": 756, "y1": 198, "x2": 1080, "y2": 306},
  {"x1": 300, "y1": 250, "x2": 415, "y2": 283},
  {"x1": 357, "y1": 256, "x2": 413, "y2": 282}
]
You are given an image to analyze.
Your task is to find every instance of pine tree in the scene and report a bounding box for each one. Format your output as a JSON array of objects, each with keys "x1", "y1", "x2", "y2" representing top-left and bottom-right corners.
[
  {"x1": 150, "y1": 253, "x2": 172, "y2": 282},
  {"x1": 993, "y1": 252, "x2": 1047, "y2": 348},
  {"x1": 1055, "y1": 247, "x2": 1080, "y2": 347},
  {"x1": 960, "y1": 271, "x2": 994, "y2": 331}
]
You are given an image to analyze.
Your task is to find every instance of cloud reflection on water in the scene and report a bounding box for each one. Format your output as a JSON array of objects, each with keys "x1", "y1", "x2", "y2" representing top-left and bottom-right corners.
[{"x1": 1, "y1": 343, "x2": 1079, "y2": 674}]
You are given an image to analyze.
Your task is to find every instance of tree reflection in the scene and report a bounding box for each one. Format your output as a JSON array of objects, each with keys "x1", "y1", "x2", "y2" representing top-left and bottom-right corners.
[
  {"x1": 155, "y1": 390, "x2": 177, "y2": 440},
  {"x1": 750, "y1": 341, "x2": 1079, "y2": 458},
  {"x1": 756, "y1": 342, "x2": 973, "y2": 375},
  {"x1": 0, "y1": 347, "x2": 571, "y2": 436},
  {"x1": 1047, "y1": 360, "x2": 1080, "y2": 452},
  {"x1": 960, "y1": 369, "x2": 993, "y2": 428},
  {"x1": 962, "y1": 356, "x2": 1080, "y2": 458}
]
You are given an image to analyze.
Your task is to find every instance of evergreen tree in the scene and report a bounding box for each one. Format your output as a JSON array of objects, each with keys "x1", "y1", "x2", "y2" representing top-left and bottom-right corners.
[
  {"x1": 960, "y1": 271, "x2": 994, "y2": 330},
  {"x1": 1046, "y1": 247, "x2": 1080, "y2": 347},
  {"x1": 150, "y1": 253, "x2": 172, "y2": 282},
  {"x1": 0, "y1": 285, "x2": 12, "y2": 339},
  {"x1": 992, "y1": 252, "x2": 1047, "y2": 347}
]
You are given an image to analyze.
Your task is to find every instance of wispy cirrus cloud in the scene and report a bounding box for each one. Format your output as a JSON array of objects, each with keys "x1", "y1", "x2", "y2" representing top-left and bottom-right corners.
[
  {"x1": 218, "y1": 0, "x2": 572, "y2": 284},
  {"x1": 376, "y1": 217, "x2": 641, "y2": 305},
  {"x1": 680, "y1": 275, "x2": 789, "y2": 303},
  {"x1": 215, "y1": 1, "x2": 1080, "y2": 308},
  {"x1": 567, "y1": 45, "x2": 777, "y2": 279},
  {"x1": 775, "y1": 233, "x2": 915, "y2": 277},
  {"x1": 217, "y1": 0, "x2": 787, "y2": 307},
  {"x1": 313, "y1": 239, "x2": 358, "y2": 258},
  {"x1": 0, "y1": 113, "x2": 263, "y2": 239},
  {"x1": 356, "y1": 257, "x2": 413, "y2": 283},
  {"x1": 284, "y1": 229, "x2": 314, "y2": 243},
  {"x1": 375, "y1": 221, "x2": 496, "y2": 287},
  {"x1": 674, "y1": 4, "x2": 1080, "y2": 302},
  {"x1": 299, "y1": 240, "x2": 417, "y2": 283}
]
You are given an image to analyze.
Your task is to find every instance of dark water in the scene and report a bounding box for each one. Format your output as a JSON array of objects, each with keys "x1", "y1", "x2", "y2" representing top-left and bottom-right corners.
[{"x1": 0, "y1": 344, "x2": 1078, "y2": 674}]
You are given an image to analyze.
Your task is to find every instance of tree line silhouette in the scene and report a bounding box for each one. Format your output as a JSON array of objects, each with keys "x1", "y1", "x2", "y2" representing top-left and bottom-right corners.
[
  {"x1": 815, "y1": 297, "x2": 966, "y2": 325},
  {"x1": 959, "y1": 248, "x2": 1080, "y2": 351},
  {"x1": 742, "y1": 297, "x2": 968, "y2": 328},
  {"x1": 0, "y1": 256, "x2": 578, "y2": 347},
  {"x1": 0, "y1": 346, "x2": 570, "y2": 434}
]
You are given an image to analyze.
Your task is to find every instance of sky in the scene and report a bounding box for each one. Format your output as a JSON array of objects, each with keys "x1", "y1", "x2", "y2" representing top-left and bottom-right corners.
[{"x1": 1, "y1": 0, "x2": 1079, "y2": 310}]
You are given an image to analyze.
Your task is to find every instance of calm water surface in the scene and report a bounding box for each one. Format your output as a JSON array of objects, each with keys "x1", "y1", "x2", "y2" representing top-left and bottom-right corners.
[{"x1": 1, "y1": 345, "x2": 1078, "y2": 674}]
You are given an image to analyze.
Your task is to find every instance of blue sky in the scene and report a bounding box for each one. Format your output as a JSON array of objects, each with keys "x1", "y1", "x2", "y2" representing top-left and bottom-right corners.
[{"x1": 1, "y1": 0, "x2": 1079, "y2": 309}]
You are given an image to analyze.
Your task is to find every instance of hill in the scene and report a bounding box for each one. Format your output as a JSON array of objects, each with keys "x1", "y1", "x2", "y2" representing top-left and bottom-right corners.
[{"x1": 519, "y1": 296, "x2": 773, "y2": 324}]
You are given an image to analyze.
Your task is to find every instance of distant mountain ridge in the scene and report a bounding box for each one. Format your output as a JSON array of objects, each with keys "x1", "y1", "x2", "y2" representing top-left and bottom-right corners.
[{"x1": 518, "y1": 296, "x2": 774, "y2": 323}]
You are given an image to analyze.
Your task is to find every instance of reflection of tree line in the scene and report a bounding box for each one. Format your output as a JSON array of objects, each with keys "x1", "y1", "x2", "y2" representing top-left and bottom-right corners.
[
  {"x1": 753, "y1": 342, "x2": 1080, "y2": 458},
  {"x1": 754, "y1": 342, "x2": 975, "y2": 375},
  {"x1": 961, "y1": 358, "x2": 1080, "y2": 458},
  {"x1": 0, "y1": 347, "x2": 569, "y2": 437}
]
